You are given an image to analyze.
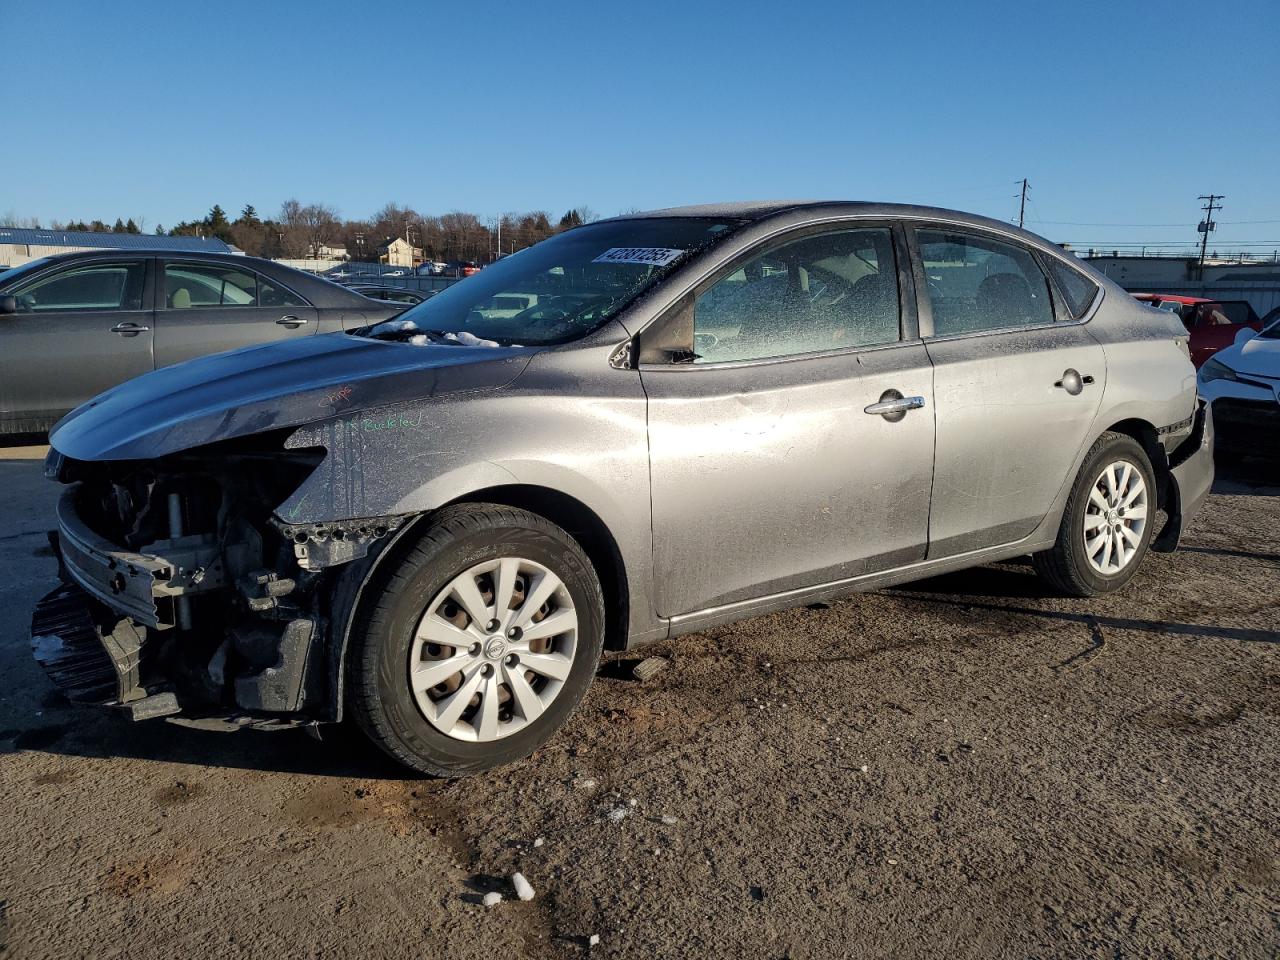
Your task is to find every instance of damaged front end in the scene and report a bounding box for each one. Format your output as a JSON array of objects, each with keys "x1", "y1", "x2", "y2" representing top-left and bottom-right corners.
[{"x1": 32, "y1": 434, "x2": 406, "y2": 727}]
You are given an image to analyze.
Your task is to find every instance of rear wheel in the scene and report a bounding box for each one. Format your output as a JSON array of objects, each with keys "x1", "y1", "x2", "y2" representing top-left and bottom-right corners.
[
  {"x1": 1033, "y1": 432, "x2": 1157, "y2": 597},
  {"x1": 348, "y1": 504, "x2": 605, "y2": 776}
]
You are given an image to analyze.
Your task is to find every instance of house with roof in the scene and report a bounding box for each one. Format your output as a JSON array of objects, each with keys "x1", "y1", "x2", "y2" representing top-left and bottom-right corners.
[{"x1": 377, "y1": 237, "x2": 422, "y2": 268}]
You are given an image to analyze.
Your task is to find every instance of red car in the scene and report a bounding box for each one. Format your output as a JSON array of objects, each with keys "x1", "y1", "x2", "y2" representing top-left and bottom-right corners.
[{"x1": 1132, "y1": 293, "x2": 1262, "y2": 367}]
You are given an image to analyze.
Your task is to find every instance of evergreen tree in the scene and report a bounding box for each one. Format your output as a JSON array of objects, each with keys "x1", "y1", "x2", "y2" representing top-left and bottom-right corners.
[
  {"x1": 125, "y1": 218, "x2": 139, "y2": 234},
  {"x1": 239, "y1": 204, "x2": 260, "y2": 225},
  {"x1": 112, "y1": 218, "x2": 126, "y2": 233},
  {"x1": 205, "y1": 204, "x2": 233, "y2": 241}
]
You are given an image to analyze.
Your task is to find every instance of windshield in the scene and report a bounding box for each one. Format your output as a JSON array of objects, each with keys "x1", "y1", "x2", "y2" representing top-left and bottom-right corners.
[
  {"x1": 0, "y1": 258, "x2": 51, "y2": 288},
  {"x1": 362, "y1": 217, "x2": 742, "y2": 345}
]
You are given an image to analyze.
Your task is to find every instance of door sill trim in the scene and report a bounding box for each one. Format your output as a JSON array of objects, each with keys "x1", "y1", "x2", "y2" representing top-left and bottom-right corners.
[{"x1": 665, "y1": 534, "x2": 1056, "y2": 637}]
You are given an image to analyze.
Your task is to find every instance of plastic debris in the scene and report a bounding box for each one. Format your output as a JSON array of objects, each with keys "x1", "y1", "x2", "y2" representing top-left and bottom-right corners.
[
  {"x1": 511, "y1": 872, "x2": 535, "y2": 901},
  {"x1": 533, "y1": 837, "x2": 545, "y2": 848},
  {"x1": 631, "y1": 657, "x2": 668, "y2": 682},
  {"x1": 589, "y1": 934, "x2": 601, "y2": 947},
  {"x1": 660, "y1": 815, "x2": 679, "y2": 826},
  {"x1": 606, "y1": 806, "x2": 629, "y2": 824},
  {"x1": 482, "y1": 891, "x2": 502, "y2": 907}
]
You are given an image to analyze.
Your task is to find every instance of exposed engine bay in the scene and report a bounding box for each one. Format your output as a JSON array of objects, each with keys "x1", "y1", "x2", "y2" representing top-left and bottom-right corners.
[{"x1": 33, "y1": 435, "x2": 406, "y2": 726}]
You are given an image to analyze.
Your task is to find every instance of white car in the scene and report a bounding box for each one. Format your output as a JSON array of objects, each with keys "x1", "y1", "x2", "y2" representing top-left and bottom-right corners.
[{"x1": 1197, "y1": 318, "x2": 1280, "y2": 457}]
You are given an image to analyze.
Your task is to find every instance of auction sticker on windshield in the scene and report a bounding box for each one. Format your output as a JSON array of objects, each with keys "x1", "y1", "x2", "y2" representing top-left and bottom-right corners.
[{"x1": 592, "y1": 247, "x2": 686, "y2": 267}]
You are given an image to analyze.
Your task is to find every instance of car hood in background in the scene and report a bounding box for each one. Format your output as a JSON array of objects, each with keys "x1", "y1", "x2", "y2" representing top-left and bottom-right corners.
[
  {"x1": 50, "y1": 332, "x2": 535, "y2": 461},
  {"x1": 1222, "y1": 334, "x2": 1280, "y2": 378}
]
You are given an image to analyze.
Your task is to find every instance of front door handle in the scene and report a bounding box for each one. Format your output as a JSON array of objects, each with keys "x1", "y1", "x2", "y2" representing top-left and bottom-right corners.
[
  {"x1": 1054, "y1": 368, "x2": 1096, "y2": 395},
  {"x1": 109, "y1": 322, "x2": 149, "y2": 337},
  {"x1": 275, "y1": 315, "x2": 308, "y2": 328},
  {"x1": 864, "y1": 390, "x2": 926, "y2": 423}
]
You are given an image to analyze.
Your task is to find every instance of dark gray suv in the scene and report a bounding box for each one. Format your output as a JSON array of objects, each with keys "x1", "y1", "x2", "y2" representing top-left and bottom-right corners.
[{"x1": 0, "y1": 250, "x2": 399, "y2": 434}]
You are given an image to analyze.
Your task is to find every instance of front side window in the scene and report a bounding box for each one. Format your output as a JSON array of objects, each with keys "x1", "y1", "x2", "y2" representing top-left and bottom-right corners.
[
  {"x1": 917, "y1": 230, "x2": 1054, "y2": 335},
  {"x1": 165, "y1": 263, "x2": 257, "y2": 309},
  {"x1": 11, "y1": 261, "x2": 145, "y2": 312},
  {"x1": 1046, "y1": 258, "x2": 1099, "y2": 319},
  {"x1": 690, "y1": 228, "x2": 901, "y2": 363}
]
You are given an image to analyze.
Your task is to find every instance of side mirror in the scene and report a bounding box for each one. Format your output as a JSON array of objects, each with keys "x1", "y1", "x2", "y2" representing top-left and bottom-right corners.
[
  {"x1": 0, "y1": 295, "x2": 16, "y2": 314},
  {"x1": 1234, "y1": 327, "x2": 1257, "y2": 347}
]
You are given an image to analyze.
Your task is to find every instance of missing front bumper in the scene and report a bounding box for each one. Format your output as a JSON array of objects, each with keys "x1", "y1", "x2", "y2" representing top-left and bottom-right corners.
[
  {"x1": 30, "y1": 581, "x2": 180, "y2": 719},
  {"x1": 54, "y1": 486, "x2": 224, "y2": 630}
]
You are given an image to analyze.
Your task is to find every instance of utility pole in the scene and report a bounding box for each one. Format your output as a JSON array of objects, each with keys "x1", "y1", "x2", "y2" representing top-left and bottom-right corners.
[
  {"x1": 1197, "y1": 194, "x2": 1223, "y2": 270},
  {"x1": 1017, "y1": 178, "x2": 1030, "y2": 228}
]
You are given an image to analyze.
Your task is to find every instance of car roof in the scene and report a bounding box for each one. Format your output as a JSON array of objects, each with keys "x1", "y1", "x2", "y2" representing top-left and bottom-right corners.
[
  {"x1": 604, "y1": 200, "x2": 1082, "y2": 258},
  {"x1": 14, "y1": 248, "x2": 375, "y2": 308}
]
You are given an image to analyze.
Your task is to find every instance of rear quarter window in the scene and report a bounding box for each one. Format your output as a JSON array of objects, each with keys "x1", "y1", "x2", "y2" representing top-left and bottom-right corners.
[{"x1": 1046, "y1": 259, "x2": 1099, "y2": 319}]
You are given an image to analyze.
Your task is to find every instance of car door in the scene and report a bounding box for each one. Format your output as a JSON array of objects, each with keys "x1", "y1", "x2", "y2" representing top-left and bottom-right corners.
[
  {"x1": 911, "y1": 225, "x2": 1106, "y2": 557},
  {"x1": 153, "y1": 259, "x2": 319, "y2": 368},
  {"x1": 0, "y1": 257, "x2": 154, "y2": 429},
  {"x1": 1188, "y1": 302, "x2": 1253, "y2": 367},
  {"x1": 640, "y1": 224, "x2": 935, "y2": 617}
]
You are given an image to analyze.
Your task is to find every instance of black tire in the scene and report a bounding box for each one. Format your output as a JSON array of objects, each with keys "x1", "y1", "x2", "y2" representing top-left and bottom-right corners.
[
  {"x1": 347, "y1": 503, "x2": 605, "y2": 776},
  {"x1": 1033, "y1": 432, "x2": 1158, "y2": 597}
]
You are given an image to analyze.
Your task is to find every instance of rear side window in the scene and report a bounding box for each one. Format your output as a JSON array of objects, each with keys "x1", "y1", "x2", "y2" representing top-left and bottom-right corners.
[
  {"x1": 1046, "y1": 259, "x2": 1099, "y2": 319},
  {"x1": 917, "y1": 230, "x2": 1054, "y2": 335},
  {"x1": 258, "y1": 275, "x2": 308, "y2": 307},
  {"x1": 165, "y1": 263, "x2": 257, "y2": 308}
]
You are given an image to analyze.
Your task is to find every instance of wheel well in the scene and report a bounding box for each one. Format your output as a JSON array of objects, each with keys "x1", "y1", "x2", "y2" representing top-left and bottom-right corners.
[
  {"x1": 1101, "y1": 418, "x2": 1170, "y2": 506},
  {"x1": 446, "y1": 485, "x2": 630, "y2": 651}
]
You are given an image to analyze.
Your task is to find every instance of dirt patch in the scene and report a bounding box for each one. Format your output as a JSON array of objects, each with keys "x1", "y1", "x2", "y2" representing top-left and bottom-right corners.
[
  {"x1": 153, "y1": 780, "x2": 203, "y2": 807},
  {"x1": 101, "y1": 855, "x2": 191, "y2": 899}
]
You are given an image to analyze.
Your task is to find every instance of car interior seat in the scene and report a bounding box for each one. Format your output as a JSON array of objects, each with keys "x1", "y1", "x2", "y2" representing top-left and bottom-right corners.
[
  {"x1": 976, "y1": 273, "x2": 1034, "y2": 325},
  {"x1": 170, "y1": 288, "x2": 192, "y2": 309}
]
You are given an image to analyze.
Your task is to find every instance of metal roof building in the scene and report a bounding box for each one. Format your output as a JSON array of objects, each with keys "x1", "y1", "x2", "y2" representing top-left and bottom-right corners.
[{"x1": 0, "y1": 227, "x2": 233, "y2": 268}]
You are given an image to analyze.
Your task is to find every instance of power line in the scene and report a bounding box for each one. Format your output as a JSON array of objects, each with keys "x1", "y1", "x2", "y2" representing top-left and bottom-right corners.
[
  {"x1": 1017, "y1": 178, "x2": 1029, "y2": 229},
  {"x1": 1014, "y1": 218, "x2": 1280, "y2": 227}
]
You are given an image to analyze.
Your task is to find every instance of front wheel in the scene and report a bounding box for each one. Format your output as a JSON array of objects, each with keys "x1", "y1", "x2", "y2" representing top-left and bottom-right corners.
[
  {"x1": 1033, "y1": 432, "x2": 1157, "y2": 597},
  {"x1": 347, "y1": 504, "x2": 605, "y2": 776}
]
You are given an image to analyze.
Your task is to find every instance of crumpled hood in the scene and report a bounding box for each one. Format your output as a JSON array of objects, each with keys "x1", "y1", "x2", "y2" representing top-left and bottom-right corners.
[
  {"x1": 50, "y1": 332, "x2": 535, "y2": 461},
  {"x1": 1229, "y1": 333, "x2": 1280, "y2": 378}
]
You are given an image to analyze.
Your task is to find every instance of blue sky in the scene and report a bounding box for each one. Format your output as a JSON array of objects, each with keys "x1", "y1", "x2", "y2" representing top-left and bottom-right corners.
[{"x1": 4, "y1": 0, "x2": 1279, "y2": 251}]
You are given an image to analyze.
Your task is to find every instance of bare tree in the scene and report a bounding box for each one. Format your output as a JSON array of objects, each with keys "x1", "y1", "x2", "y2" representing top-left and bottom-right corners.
[
  {"x1": 276, "y1": 199, "x2": 309, "y2": 257},
  {"x1": 299, "y1": 203, "x2": 340, "y2": 257}
]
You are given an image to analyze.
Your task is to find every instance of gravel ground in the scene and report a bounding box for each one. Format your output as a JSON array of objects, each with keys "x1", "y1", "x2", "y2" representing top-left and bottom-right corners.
[{"x1": 0, "y1": 448, "x2": 1276, "y2": 959}]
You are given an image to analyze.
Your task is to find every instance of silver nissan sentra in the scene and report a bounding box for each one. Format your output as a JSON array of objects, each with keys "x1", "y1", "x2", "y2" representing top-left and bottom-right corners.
[{"x1": 34, "y1": 201, "x2": 1214, "y2": 775}]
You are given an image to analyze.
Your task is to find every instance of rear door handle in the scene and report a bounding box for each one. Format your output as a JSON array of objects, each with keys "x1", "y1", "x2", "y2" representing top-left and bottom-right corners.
[
  {"x1": 109, "y1": 322, "x2": 149, "y2": 336},
  {"x1": 276, "y1": 315, "x2": 308, "y2": 328},
  {"x1": 1054, "y1": 369, "x2": 1095, "y2": 395},
  {"x1": 864, "y1": 391, "x2": 926, "y2": 422}
]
